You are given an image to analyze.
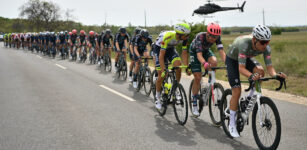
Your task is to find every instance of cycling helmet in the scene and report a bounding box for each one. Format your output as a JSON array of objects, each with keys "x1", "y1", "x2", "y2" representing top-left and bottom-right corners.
[
  {"x1": 207, "y1": 22, "x2": 221, "y2": 36},
  {"x1": 72, "y1": 29, "x2": 77, "y2": 34},
  {"x1": 105, "y1": 29, "x2": 111, "y2": 35},
  {"x1": 134, "y1": 27, "x2": 141, "y2": 34},
  {"x1": 80, "y1": 30, "x2": 85, "y2": 34},
  {"x1": 140, "y1": 29, "x2": 149, "y2": 38},
  {"x1": 101, "y1": 30, "x2": 104, "y2": 35},
  {"x1": 252, "y1": 25, "x2": 271, "y2": 41},
  {"x1": 60, "y1": 31, "x2": 64, "y2": 35},
  {"x1": 89, "y1": 31, "x2": 94, "y2": 36},
  {"x1": 69, "y1": 32, "x2": 72, "y2": 36},
  {"x1": 119, "y1": 27, "x2": 126, "y2": 34},
  {"x1": 174, "y1": 23, "x2": 191, "y2": 35},
  {"x1": 64, "y1": 31, "x2": 68, "y2": 34}
]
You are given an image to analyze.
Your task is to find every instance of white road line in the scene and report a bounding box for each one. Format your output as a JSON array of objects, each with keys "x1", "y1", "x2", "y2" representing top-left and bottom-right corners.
[
  {"x1": 99, "y1": 84, "x2": 136, "y2": 102},
  {"x1": 36, "y1": 55, "x2": 42, "y2": 59},
  {"x1": 55, "y1": 64, "x2": 67, "y2": 70}
]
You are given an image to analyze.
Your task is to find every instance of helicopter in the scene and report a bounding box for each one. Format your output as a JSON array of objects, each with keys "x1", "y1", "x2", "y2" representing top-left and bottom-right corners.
[{"x1": 192, "y1": 0, "x2": 246, "y2": 16}]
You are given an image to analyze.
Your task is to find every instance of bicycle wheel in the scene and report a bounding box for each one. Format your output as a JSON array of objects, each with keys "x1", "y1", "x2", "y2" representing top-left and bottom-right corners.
[
  {"x1": 122, "y1": 60, "x2": 128, "y2": 80},
  {"x1": 220, "y1": 89, "x2": 233, "y2": 138},
  {"x1": 144, "y1": 67, "x2": 152, "y2": 96},
  {"x1": 188, "y1": 79, "x2": 203, "y2": 117},
  {"x1": 136, "y1": 72, "x2": 143, "y2": 92},
  {"x1": 157, "y1": 93, "x2": 168, "y2": 117},
  {"x1": 252, "y1": 96, "x2": 281, "y2": 150},
  {"x1": 150, "y1": 70, "x2": 157, "y2": 103},
  {"x1": 173, "y1": 83, "x2": 188, "y2": 125},
  {"x1": 208, "y1": 83, "x2": 224, "y2": 126},
  {"x1": 105, "y1": 55, "x2": 112, "y2": 72}
]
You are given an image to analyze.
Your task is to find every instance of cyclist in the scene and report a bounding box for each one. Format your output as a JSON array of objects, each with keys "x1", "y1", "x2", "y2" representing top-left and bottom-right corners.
[
  {"x1": 69, "y1": 29, "x2": 78, "y2": 59},
  {"x1": 132, "y1": 29, "x2": 152, "y2": 88},
  {"x1": 189, "y1": 22, "x2": 226, "y2": 116},
  {"x1": 154, "y1": 23, "x2": 191, "y2": 110},
  {"x1": 78, "y1": 30, "x2": 87, "y2": 60},
  {"x1": 58, "y1": 31, "x2": 66, "y2": 56},
  {"x1": 101, "y1": 29, "x2": 114, "y2": 64},
  {"x1": 225, "y1": 25, "x2": 287, "y2": 138},
  {"x1": 49, "y1": 32, "x2": 57, "y2": 56},
  {"x1": 97, "y1": 30, "x2": 104, "y2": 65},
  {"x1": 114, "y1": 27, "x2": 130, "y2": 71},
  {"x1": 87, "y1": 31, "x2": 98, "y2": 62},
  {"x1": 129, "y1": 27, "x2": 142, "y2": 81}
]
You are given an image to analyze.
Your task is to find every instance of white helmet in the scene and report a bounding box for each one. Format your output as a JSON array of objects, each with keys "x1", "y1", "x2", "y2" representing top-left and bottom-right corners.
[{"x1": 252, "y1": 25, "x2": 271, "y2": 41}]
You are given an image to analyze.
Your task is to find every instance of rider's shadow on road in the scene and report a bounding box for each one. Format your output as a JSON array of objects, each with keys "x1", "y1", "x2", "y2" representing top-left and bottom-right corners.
[
  {"x1": 154, "y1": 115, "x2": 197, "y2": 146},
  {"x1": 191, "y1": 117, "x2": 257, "y2": 150}
]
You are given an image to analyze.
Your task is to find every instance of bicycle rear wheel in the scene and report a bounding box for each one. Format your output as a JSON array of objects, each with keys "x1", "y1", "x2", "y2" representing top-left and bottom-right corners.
[
  {"x1": 173, "y1": 83, "x2": 188, "y2": 125},
  {"x1": 252, "y1": 96, "x2": 281, "y2": 150},
  {"x1": 144, "y1": 67, "x2": 152, "y2": 96},
  {"x1": 208, "y1": 83, "x2": 224, "y2": 126}
]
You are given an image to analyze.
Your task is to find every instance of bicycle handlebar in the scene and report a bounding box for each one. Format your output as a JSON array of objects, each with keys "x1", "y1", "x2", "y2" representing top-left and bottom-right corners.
[
  {"x1": 202, "y1": 66, "x2": 227, "y2": 77},
  {"x1": 245, "y1": 76, "x2": 286, "y2": 92}
]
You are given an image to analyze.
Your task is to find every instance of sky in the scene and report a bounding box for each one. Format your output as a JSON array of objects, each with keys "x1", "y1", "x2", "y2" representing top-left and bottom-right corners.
[{"x1": 0, "y1": 0, "x2": 306, "y2": 27}]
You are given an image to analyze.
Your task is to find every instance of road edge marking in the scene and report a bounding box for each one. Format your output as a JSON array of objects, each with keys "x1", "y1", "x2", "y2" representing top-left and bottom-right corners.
[
  {"x1": 55, "y1": 64, "x2": 67, "y2": 70},
  {"x1": 99, "y1": 84, "x2": 136, "y2": 102}
]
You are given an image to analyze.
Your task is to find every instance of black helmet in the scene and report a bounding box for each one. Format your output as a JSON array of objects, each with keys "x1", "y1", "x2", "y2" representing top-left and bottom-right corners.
[
  {"x1": 140, "y1": 29, "x2": 149, "y2": 38},
  {"x1": 105, "y1": 29, "x2": 111, "y2": 35},
  {"x1": 134, "y1": 27, "x2": 141, "y2": 34},
  {"x1": 119, "y1": 27, "x2": 126, "y2": 34}
]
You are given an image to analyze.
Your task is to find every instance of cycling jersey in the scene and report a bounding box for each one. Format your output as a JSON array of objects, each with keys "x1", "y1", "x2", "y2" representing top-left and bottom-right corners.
[
  {"x1": 226, "y1": 35, "x2": 273, "y2": 88},
  {"x1": 102, "y1": 34, "x2": 113, "y2": 47},
  {"x1": 88, "y1": 35, "x2": 97, "y2": 46},
  {"x1": 134, "y1": 35, "x2": 152, "y2": 53},
  {"x1": 70, "y1": 34, "x2": 78, "y2": 43},
  {"x1": 155, "y1": 31, "x2": 188, "y2": 51},
  {"x1": 79, "y1": 34, "x2": 87, "y2": 44},
  {"x1": 189, "y1": 32, "x2": 223, "y2": 72},
  {"x1": 59, "y1": 35, "x2": 66, "y2": 44},
  {"x1": 226, "y1": 35, "x2": 272, "y2": 66},
  {"x1": 114, "y1": 33, "x2": 129, "y2": 50}
]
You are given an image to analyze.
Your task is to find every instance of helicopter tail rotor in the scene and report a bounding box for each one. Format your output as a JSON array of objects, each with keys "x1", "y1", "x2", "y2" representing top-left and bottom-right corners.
[{"x1": 240, "y1": 1, "x2": 246, "y2": 12}]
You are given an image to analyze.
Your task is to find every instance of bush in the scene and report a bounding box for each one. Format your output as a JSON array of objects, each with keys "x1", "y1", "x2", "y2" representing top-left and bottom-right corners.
[
  {"x1": 271, "y1": 28, "x2": 282, "y2": 35},
  {"x1": 222, "y1": 30, "x2": 231, "y2": 35}
]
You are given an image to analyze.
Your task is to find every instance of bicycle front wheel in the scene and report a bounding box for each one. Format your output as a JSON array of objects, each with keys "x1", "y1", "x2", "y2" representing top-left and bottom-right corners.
[
  {"x1": 144, "y1": 67, "x2": 152, "y2": 96},
  {"x1": 150, "y1": 69, "x2": 157, "y2": 102},
  {"x1": 173, "y1": 83, "x2": 188, "y2": 125},
  {"x1": 120, "y1": 60, "x2": 127, "y2": 80},
  {"x1": 252, "y1": 96, "x2": 281, "y2": 150},
  {"x1": 208, "y1": 83, "x2": 224, "y2": 126}
]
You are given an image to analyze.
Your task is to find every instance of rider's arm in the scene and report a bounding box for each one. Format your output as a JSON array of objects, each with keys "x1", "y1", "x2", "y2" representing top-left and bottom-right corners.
[
  {"x1": 196, "y1": 52, "x2": 206, "y2": 65},
  {"x1": 134, "y1": 46, "x2": 140, "y2": 57},
  {"x1": 218, "y1": 48, "x2": 226, "y2": 63},
  {"x1": 124, "y1": 39, "x2": 128, "y2": 49},
  {"x1": 159, "y1": 49, "x2": 166, "y2": 71},
  {"x1": 181, "y1": 50, "x2": 189, "y2": 66}
]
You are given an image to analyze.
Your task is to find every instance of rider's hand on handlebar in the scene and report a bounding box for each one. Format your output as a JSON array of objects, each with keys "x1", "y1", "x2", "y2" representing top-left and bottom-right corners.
[
  {"x1": 248, "y1": 73, "x2": 260, "y2": 82},
  {"x1": 203, "y1": 62, "x2": 209, "y2": 70},
  {"x1": 276, "y1": 72, "x2": 287, "y2": 79}
]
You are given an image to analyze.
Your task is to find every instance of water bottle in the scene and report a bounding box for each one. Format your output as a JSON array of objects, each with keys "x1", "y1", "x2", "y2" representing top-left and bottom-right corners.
[{"x1": 164, "y1": 83, "x2": 172, "y2": 94}]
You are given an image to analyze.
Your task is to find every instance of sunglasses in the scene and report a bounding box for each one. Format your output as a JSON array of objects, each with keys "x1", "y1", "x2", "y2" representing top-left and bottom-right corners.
[
  {"x1": 208, "y1": 33, "x2": 219, "y2": 39},
  {"x1": 259, "y1": 40, "x2": 270, "y2": 45}
]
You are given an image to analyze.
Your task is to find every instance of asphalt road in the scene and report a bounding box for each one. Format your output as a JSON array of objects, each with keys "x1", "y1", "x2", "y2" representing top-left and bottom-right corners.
[{"x1": 0, "y1": 46, "x2": 306, "y2": 150}]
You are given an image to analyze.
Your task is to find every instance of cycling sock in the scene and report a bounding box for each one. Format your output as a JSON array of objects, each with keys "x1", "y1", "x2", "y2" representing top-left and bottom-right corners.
[
  {"x1": 230, "y1": 110, "x2": 236, "y2": 126},
  {"x1": 129, "y1": 71, "x2": 132, "y2": 76},
  {"x1": 156, "y1": 91, "x2": 161, "y2": 99},
  {"x1": 192, "y1": 95, "x2": 198, "y2": 105},
  {"x1": 133, "y1": 73, "x2": 137, "y2": 81}
]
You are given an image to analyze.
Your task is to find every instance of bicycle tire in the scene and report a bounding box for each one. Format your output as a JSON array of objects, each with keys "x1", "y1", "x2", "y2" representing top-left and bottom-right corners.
[
  {"x1": 208, "y1": 83, "x2": 224, "y2": 126},
  {"x1": 150, "y1": 69, "x2": 157, "y2": 103},
  {"x1": 220, "y1": 89, "x2": 233, "y2": 138},
  {"x1": 144, "y1": 67, "x2": 152, "y2": 96},
  {"x1": 173, "y1": 83, "x2": 188, "y2": 125},
  {"x1": 252, "y1": 96, "x2": 281, "y2": 150}
]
